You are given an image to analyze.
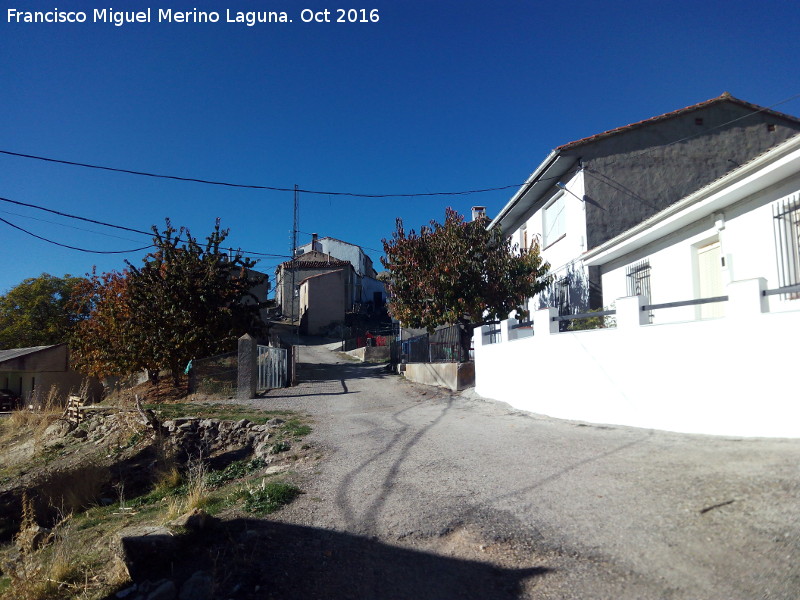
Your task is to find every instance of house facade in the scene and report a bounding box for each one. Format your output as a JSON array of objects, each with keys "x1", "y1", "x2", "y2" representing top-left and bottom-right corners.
[
  {"x1": 473, "y1": 132, "x2": 800, "y2": 437},
  {"x1": 275, "y1": 251, "x2": 354, "y2": 321},
  {"x1": 299, "y1": 269, "x2": 347, "y2": 335},
  {"x1": 584, "y1": 133, "x2": 800, "y2": 322},
  {"x1": 0, "y1": 344, "x2": 103, "y2": 405},
  {"x1": 295, "y1": 235, "x2": 386, "y2": 307},
  {"x1": 490, "y1": 92, "x2": 800, "y2": 317}
]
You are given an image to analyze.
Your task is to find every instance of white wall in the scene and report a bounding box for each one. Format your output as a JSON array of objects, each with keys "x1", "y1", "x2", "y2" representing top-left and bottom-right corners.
[
  {"x1": 474, "y1": 284, "x2": 799, "y2": 438},
  {"x1": 509, "y1": 171, "x2": 589, "y2": 311},
  {"x1": 361, "y1": 275, "x2": 386, "y2": 304},
  {"x1": 599, "y1": 174, "x2": 800, "y2": 322}
]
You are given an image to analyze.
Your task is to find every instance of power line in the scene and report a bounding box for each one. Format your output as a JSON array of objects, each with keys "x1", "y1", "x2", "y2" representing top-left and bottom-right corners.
[
  {"x1": 0, "y1": 208, "x2": 145, "y2": 243},
  {"x1": 0, "y1": 149, "x2": 525, "y2": 198},
  {"x1": 0, "y1": 216, "x2": 155, "y2": 254},
  {"x1": 0, "y1": 195, "x2": 150, "y2": 236},
  {"x1": 0, "y1": 195, "x2": 291, "y2": 259},
  {"x1": 3, "y1": 93, "x2": 799, "y2": 200}
]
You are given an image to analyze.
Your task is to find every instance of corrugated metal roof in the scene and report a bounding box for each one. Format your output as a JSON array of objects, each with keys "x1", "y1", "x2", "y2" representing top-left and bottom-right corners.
[{"x1": 0, "y1": 345, "x2": 58, "y2": 364}]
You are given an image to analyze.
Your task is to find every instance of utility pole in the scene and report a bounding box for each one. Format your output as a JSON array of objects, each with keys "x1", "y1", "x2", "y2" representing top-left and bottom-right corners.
[{"x1": 290, "y1": 185, "x2": 299, "y2": 339}]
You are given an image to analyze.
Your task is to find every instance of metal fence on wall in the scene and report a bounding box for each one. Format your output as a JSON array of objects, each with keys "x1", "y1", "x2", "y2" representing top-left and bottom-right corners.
[
  {"x1": 394, "y1": 324, "x2": 467, "y2": 364},
  {"x1": 189, "y1": 351, "x2": 237, "y2": 396}
]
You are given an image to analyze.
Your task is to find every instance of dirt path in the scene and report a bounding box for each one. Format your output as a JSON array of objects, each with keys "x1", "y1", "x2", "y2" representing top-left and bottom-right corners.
[{"x1": 236, "y1": 341, "x2": 800, "y2": 599}]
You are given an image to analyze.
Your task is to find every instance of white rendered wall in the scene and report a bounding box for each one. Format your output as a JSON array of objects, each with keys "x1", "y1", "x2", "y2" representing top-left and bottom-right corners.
[
  {"x1": 511, "y1": 171, "x2": 589, "y2": 309},
  {"x1": 474, "y1": 286, "x2": 799, "y2": 438},
  {"x1": 600, "y1": 177, "x2": 800, "y2": 321}
]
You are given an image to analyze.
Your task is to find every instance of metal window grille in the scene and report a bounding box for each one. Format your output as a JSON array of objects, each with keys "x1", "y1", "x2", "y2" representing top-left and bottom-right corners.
[
  {"x1": 556, "y1": 277, "x2": 570, "y2": 332},
  {"x1": 773, "y1": 194, "x2": 800, "y2": 299},
  {"x1": 627, "y1": 260, "x2": 653, "y2": 323}
]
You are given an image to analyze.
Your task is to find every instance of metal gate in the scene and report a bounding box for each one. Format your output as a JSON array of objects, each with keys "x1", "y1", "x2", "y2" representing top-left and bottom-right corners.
[{"x1": 257, "y1": 345, "x2": 287, "y2": 390}]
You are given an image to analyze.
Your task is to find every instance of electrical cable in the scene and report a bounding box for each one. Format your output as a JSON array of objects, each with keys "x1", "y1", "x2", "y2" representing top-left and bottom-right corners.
[
  {"x1": 0, "y1": 149, "x2": 524, "y2": 198},
  {"x1": 2, "y1": 92, "x2": 798, "y2": 199},
  {"x1": 0, "y1": 216, "x2": 155, "y2": 254},
  {"x1": 0, "y1": 208, "x2": 145, "y2": 243},
  {"x1": 0, "y1": 195, "x2": 291, "y2": 259}
]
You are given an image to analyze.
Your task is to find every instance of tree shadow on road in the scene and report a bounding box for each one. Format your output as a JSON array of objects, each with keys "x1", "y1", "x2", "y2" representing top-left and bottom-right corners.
[
  {"x1": 108, "y1": 517, "x2": 550, "y2": 600},
  {"x1": 336, "y1": 398, "x2": 454, "y2": 533}
]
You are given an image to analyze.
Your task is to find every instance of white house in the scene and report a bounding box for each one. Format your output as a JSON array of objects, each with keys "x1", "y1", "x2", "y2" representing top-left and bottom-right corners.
[
  {"x1": 584, "y1": 133, "x2": 800, "y2": 321},
  {"x1": 489, "y1": 93, "x2": 800, "y2": 318},
  {"x1": 295, "y1": 235, "x2": 386, "y2": 307},
  {"x1": 474, "y1": 133, "x2": 800, "y2": 438}
]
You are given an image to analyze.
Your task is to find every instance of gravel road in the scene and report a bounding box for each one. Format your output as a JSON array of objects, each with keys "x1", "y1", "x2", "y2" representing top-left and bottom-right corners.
[{"x1": 240, "y1": 341, "x2": 800, "y2": 599}]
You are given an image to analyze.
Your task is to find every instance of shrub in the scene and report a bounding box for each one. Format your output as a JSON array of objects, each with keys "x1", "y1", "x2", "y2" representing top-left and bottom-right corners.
[{"x1": 243, "y1": 481, "x2": 301, "y2": 515}]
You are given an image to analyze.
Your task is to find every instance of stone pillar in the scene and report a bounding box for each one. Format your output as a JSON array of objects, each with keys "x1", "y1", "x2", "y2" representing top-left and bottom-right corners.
[
  {"x1": 616, "y1": 295, "x2": 648, "y2": 329},
  {"x1": 534, "y1": 307, "x2": 560, "y2": 335},
  {"x1": 726, "y1": 278, "x2": 768, "y2": 318},
  {"x1": 237, "y1": 334, "x2": 258, "y2": 400}
]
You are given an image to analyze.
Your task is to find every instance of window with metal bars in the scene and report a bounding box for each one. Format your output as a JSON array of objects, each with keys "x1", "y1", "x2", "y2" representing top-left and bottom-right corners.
[
  {"x1": 773, "y1": 193, "x2": 800, "y2": 299},
  {"x1": 626, "y1": 260, "x2": 653, "y2": 323}
]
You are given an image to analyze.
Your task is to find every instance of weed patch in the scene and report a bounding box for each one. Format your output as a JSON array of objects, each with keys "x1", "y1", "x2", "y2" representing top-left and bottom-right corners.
[
  {"x1": 281, "y1": 419, "x2": 312, "y2": 438},
  {"x1": 206, "y1": 458, "x2": 267, "y2": 488},
  {"x1": 243, "y1": 481, "x2": 301, "y2": 515}
]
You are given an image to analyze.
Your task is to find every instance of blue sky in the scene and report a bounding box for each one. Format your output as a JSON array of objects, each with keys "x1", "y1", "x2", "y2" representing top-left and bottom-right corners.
[{"x1": 2, "y1": 0, "x2": 799, "y2": 294}]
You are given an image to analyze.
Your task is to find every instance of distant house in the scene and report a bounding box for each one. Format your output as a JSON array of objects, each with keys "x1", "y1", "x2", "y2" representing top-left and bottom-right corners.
[
  {"x1": 489, "y1": 92, "x2": 800, "y2": 317},
  {"x1": 240, "y1": 268, "x2": 273, "y2": 327},
  {"x1": 275, "y1": 251, "x2": 355, "y2": 321},
  {"x1": 0, "y1": 344, "x2": 102, "y2": 406},
  {"x1": 299, "y1": 269, "x2": 348, "y2": 335},
  {"x1": 295, "y1": 235, "x2": 386, "y2": 308}
]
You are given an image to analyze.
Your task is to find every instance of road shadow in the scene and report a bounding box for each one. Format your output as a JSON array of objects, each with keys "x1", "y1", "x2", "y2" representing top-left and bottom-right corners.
[
  {"x1": 107, "y1": 517, "x2": 550, "y2": 599},
  {"x1": 261, "y1": 358, "x2": 391, "y2": 399}
]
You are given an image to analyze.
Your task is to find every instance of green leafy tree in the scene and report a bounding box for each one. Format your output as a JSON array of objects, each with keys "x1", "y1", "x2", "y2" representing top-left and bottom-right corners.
[
  {"x1": 381, "y1": 208, "x2": 552, "y2": 356},
  {"x1": 0, "y1": 273, "x2": 87, "y2": 349},
  {"x1": 71, "y1": 220, "x2": 265, "y2": 383}
]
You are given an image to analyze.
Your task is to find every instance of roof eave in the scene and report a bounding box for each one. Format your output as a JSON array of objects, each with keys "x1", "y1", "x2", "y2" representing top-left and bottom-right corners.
[
  {"x1": 583, "y1": 133, "x2": 800, "y2": 267},
  {"x1": 489, "y1": 150, "x2": 581, "y2": 234}
]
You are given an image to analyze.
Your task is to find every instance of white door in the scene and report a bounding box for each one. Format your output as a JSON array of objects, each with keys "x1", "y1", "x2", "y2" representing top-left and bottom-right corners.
[{"x1": 697, "y1": 241, "x2": 724, "y2": 319}]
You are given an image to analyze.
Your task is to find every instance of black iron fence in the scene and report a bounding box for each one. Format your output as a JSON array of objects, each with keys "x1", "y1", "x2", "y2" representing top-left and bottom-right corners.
[{"x1": 394, "y1": 324, "x2": 467, "y2": 363}]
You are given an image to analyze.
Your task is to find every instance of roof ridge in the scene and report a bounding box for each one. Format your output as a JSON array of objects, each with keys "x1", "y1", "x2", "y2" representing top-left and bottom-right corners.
[{"x1": 557, "y1": 93, "x2": 800, "y2": 151}]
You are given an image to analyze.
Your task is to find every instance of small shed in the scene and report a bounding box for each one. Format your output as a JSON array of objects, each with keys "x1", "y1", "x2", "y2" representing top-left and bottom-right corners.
[{"x1": 0, "y1": 344, "x2": 101, "y2": 406}]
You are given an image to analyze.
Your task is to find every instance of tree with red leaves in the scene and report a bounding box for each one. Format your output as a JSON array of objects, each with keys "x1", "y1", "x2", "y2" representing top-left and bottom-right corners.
[
  {"x1": 71, "y1": 219, "x2": 265, "y2": 384},
  {"x1": 381, "y1": 208, "x2": 552, "y2": 357}
]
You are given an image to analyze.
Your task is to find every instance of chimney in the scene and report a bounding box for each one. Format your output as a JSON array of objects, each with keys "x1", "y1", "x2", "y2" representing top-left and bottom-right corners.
[
  {"x1": 471, "y1": 206, "x2": 487, "y2": 221},
  {"x1": 312, "y1": 233, "x2": 321, "y2": 252}
]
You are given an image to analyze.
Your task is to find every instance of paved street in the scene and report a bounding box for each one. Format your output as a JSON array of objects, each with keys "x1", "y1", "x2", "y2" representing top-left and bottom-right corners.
[{"x1": 241, "y1": 341, "x2": 800, "y2": 599}]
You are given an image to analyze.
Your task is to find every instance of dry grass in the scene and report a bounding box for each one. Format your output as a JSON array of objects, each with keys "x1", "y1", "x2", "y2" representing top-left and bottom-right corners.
[
  {"x1": 7, "y1": 385, "x2": 64, "y2": 437},
  {"x1": 4, "y1": 497, "x2": 86, "y2": 600},
  {"x1": 185, "y1": 458, "x2": 210, "y2": 511}
]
